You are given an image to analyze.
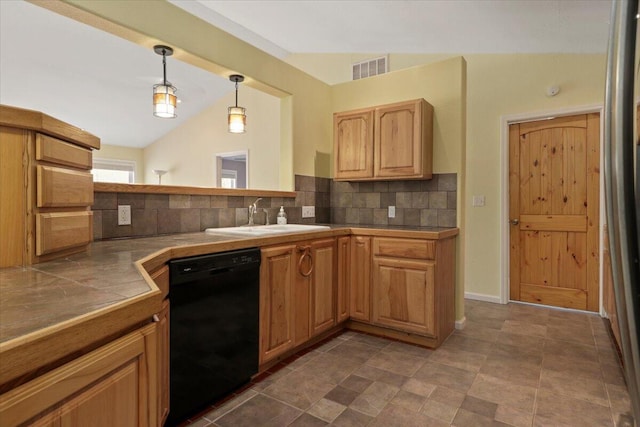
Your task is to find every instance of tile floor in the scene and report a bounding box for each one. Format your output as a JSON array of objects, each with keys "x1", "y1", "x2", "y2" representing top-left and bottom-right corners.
[{"x1": 182, "y1": 300, "x2": 633, "y2": 427}]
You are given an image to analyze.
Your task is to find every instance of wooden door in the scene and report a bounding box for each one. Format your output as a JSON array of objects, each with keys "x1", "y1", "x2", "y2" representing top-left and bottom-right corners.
[
  {"x1": 336, "y1": 236, "x2": 351, "y2": 323},
  {"x1": 372, "y1": 257, "x2": 436, "y2": 336},
  {"x1": 374, "y1": 99, "x2": 427, "y2": 178},
  {"x1": 509, "y1": 114, "x2": 600, "y2": 311},
  {"x1": 350, "y1": 236, "x2": 371, "y2": 321},
  {"x1": 259, "y1": 244, "x2": 296, "y2": 364},
  {"x1": 334, "y1": 108, "x2": 374, "y2": 180}
]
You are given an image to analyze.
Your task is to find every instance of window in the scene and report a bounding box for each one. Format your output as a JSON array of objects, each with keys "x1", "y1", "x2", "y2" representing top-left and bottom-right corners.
[
  {"x1": 92, "y1": 158, "x2": 135, "y2": 183},
  {"x1": 220, "y1": 169, "x2": 238, "y2": 189}
]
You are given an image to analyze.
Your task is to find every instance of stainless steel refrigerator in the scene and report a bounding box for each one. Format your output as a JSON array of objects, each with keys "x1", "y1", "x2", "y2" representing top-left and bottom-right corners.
[{"x1": 604, "y1": 0, "x2": 640, "y2": 424}]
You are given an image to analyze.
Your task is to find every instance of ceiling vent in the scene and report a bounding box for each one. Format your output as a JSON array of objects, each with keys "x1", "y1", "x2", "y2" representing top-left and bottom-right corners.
[{"x1": 352, "y1": 56, "x2": 388, "y2": 80}]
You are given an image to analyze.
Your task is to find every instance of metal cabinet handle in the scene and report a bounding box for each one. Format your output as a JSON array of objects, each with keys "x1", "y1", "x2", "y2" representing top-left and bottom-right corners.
[{"x1": 509, "y1": 218, "x2": 519, "y2": 226}]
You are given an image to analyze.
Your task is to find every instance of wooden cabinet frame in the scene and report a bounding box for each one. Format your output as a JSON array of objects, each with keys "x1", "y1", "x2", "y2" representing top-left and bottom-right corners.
[{"x1": 333, "y1": 99, "x2": 433, "y2": 181}]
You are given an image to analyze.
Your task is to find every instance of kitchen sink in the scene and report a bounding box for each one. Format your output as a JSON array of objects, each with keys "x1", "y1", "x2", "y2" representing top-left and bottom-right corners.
[{"x1": 205, "y1": 224, "x2": 330, "y2": 236}]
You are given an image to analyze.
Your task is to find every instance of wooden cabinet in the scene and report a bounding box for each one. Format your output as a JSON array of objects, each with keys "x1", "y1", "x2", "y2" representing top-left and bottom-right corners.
[
  {"x1": 334, "y1": 108, "x2": 374, "y2": 179},
  {"x1": 294, "y1": 238, "x2": 337, "y2": 345},
  {"x1": 156, "y1": 299, "x2": 170, "y2": 426},
  {"x1": 261, "y1": 238, "x2": 338, "y2": 365},
  {"x1": 336, "y1": 236, "x2": 351, "y2": 323},
  {"x1": 603, "y1": 225, "x2": 621, "y2": 349},
  {"x1": 333, "y1": 99, "x2": 433, "y2": 181},
  {"x1": 350, "y1": 236, "x2": 371, "y2": 321},
  {"x1": 260, "y1": 244, "x2": 296, "y2": 364},
  {"x1": 372, "y1": 256, "x2": 436, "y2": 336},
  {"x1": 0, "y1": 105, "x2": 100, "y2": 268},
  {"x1": 369, "y1": 236, "x2": 456, "y2": 345},
  {"x1": 0, "y1": 323, "x2": 158, "y2": 427}
]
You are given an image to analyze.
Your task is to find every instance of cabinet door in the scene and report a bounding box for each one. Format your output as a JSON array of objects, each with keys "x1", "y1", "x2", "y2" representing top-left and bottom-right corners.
[
  {"x1": 350, "y1": 236, "x2": 371, "y2": 321},
  {"x1": 157, "y1": 299, "x2": 170, "y2": 426},
  {"x1": 334, "y1": 109, "x2": 374, "y2": 180},
  {"x1": 336, "y1": 236, "x2": 351, "y2": 323},
  {"x1": 260, "y1": 244, "x2": 296, "y2": 364},
  {"x1": 374, "y1": 99, "x2": 432, "y2": 179},
  {"x1": 0, "y1": 324, "x2": 157, "y2": 427},
  {"x1": 293, "y1": 244, "x2": 311, "y2": 346},
  {"x1": 372, "y1": 257, "x2": 436, "y2": 336},
  {"x1": 310, "y1": 238, "x2": 337, "y2": 336}
]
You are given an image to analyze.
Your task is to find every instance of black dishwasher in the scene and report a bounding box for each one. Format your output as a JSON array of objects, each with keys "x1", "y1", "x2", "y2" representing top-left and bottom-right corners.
[{"x1": 166, "y1": 248, "x2": 260, "y2": 426}]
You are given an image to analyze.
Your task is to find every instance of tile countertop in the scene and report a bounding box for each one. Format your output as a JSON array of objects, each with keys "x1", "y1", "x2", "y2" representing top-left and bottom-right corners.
[{"x1": 0, "y1": 225, "x2": 458, "y2": 344}]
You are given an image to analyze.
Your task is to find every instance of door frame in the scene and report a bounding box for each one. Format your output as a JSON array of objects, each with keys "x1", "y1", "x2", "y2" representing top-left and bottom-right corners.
[{"x1": 499, "y1": 104, "x2": 605, "y2": 314}]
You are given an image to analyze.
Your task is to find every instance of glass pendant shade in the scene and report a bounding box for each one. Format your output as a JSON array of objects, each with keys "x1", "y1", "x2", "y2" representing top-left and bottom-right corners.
[
  {"x1": 228, "y1": 106, "x2": 246, "y2": 133},
  {"x1": 153, "y1": 83, "x2": 177, "y2": 118},
  {"x1": 228, "y1": 74, "x2": 246, "y2": 133},
  {"x1": 152, "y1": 45, "x2": 177, "y2": 119}
]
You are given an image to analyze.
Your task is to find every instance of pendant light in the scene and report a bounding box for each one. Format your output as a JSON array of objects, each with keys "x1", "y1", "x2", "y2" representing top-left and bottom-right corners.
[
  {"x1": 153, "y1": 45, "x2": 177, "y2": 118},
  {"x1": 228, "y1": 74, "x2": 246, "y2": 133}
]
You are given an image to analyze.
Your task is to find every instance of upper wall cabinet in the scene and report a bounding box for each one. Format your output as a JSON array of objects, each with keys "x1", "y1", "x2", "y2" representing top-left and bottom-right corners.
[{"x1": 334, "y1": 99, "x2": 433, "y2": 181}]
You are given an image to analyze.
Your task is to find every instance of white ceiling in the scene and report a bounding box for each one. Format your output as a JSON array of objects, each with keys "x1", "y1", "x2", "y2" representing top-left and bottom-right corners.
[{"x1": 0, "y1": 0, "x2": 612, "y2": 149}]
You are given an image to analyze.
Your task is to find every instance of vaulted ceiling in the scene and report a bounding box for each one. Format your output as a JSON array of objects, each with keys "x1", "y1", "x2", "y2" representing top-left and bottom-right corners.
[{"x1": 0, "y1": 0, "x2": 612, "y2": 148}]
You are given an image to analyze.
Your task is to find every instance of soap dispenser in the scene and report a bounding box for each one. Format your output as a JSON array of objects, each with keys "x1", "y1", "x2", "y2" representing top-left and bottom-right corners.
[{"x1": 277, "y1": 206, "x2": 287, "y2": 225}]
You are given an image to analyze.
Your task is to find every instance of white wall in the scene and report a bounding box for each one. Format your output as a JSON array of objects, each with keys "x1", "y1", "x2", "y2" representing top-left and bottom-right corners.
[{"x1": 143, "y1": 86, "x2": 281, "y2": 189}]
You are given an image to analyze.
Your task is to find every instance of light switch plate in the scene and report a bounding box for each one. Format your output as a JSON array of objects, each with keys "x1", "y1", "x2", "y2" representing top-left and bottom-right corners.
[
  {"x1": 388, "y1": 205, "x2": 396, "y2": 218},
  {"x1": 302, "y1": 206, "x2": 315, "y2": 218},
  {"x1": 472, "y1": 196, "x2": 486, "y2": 207},
  {"x1": 118, "y1": 205, "x2": 131, "y2": 225}
]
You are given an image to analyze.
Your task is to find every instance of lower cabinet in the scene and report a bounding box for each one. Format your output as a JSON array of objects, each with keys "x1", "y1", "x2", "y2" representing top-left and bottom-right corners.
[
  {"x1": 368, "y1": 236, "x2": 456, "y2": 345},
  {"x1": 259, "y1": 244, "x2": 296, "y2": 365},
  {"x1": 372, "y1": 257, "x2": 436, "y2": 336},
  {"x1": 350, "y1": 236, "x2": 371, "y2": 321},
  {"x1": 294, "y1": 238, "x2": 337, "y2": 346},
  {"x1": 261, "y1": 238, "x2": 337, "y2": 365},
  {"x1": 0, "y1": 323, "x2": 158, "y2": 427},
  {"x1": 157, "y1": 299, "x2": 170, "y2": 426},
  {"x1": 336, "y1": 236, "x2": 351, "y2": 323}
]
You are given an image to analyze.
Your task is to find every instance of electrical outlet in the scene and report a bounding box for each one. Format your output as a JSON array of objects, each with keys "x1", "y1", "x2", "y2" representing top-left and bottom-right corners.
[
  {"x1": 302, "y1": 206, "x2": 315, "y2": 218},
  {"x1": 472, "y1": 196, "x2": 486, "y2": 207},
  {"x1": 118, "y1": 205, "x2": 131, "y2": 225},
  {"x1": 388, "y1": 205, "x2": 396, "y2": 218}
]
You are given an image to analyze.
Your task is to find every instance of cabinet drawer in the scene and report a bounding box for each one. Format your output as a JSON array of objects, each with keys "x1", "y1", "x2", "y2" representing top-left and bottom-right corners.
[
  {"x1": 373, "y1": 237, "x2": 435, "y2": 260},
  {"x1": 36, "y1": 133, "x2": 92, "y2": 169},
  {"x1": 37, "y1": 165, "x2": 94, "y2": 207},
  {"x1": 36, "y1": 211, "x2": 92, "y2": 256}
]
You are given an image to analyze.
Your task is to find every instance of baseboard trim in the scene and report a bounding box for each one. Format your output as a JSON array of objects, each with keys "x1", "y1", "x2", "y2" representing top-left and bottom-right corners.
[
  {"x1": 465, "y1": 292, "x2": 502, "y2": 304},
  {"x1": 455, "y1": 316, "x2": 466, "y2": 330}
]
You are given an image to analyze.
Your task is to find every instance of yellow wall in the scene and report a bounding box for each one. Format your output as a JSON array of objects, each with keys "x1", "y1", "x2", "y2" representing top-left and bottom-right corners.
[
  {"x1": 286, "y1": 53, "x2": 452, "y2": 86},
  {"x1": 46, "y1": 0, "x2": 333, "y2": 189},
  {"x1": 94, "y1": 144, "x2": 145, "y2": 183},
  {"x1": 463, "y1": 54, "x2": 605, "y2": 300},
  {"x1": 143, "y1": 86, "x2": 281, "y2": 188},
  {"x1": 331, "y1": 57, "x2": 467, "y2": 319}
]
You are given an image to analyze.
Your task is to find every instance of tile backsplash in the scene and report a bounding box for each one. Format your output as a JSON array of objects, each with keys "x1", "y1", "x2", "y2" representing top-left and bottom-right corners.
[
  {"x1": 330, "y1": 174, "x2": 457, "y2": 227},
  {"x1": 92, "y1": 173, "x2": 456, "y2": 240}
]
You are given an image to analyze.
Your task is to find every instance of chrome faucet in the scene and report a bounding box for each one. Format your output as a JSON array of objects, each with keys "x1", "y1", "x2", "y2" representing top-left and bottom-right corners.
[{"x1": 248, "y1": 198, "x2": 262, "y2": 225}]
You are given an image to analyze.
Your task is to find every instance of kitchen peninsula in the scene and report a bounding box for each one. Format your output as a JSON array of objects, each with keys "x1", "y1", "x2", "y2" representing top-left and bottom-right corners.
[{"x1": 0, "y1": 224, "x2": 457, "y2": 426}]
